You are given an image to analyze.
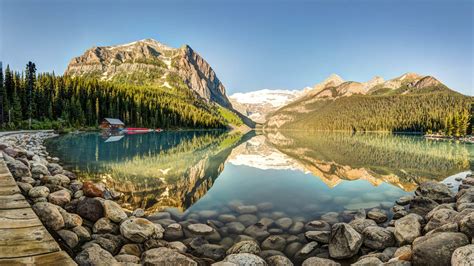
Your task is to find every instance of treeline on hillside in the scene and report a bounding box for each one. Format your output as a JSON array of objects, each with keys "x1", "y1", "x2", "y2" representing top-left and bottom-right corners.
[
  {"x1": 283, "y1": 93, "x2": 472, "y2": 136},
  {"x1": 0, "y1": 62, "x2": 229, "y2": 129}
]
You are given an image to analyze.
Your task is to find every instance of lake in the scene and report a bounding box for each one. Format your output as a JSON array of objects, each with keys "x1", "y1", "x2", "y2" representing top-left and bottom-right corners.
[{"x1": 45, "y1": 130, "x2": 473, "y2": 222}]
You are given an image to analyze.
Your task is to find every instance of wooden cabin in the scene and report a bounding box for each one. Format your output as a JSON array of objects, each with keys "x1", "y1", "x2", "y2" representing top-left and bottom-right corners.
[{"x1": 100, "y1": 118, "x2": 125, "y2": 130}]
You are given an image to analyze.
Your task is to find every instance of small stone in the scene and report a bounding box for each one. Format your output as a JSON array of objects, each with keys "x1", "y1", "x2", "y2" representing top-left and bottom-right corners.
[
  {"x1": 227, "y1": 222, "x2": 246, "y2": 234},
  {"x1": 321, "y1": 212, "x2": 339, "y2": 224},
  {"x1": 302, "y1": 257, "x2": 341, "y2": 266},
  {"x1": 267, "y1": 255, "x2": 293, "y2": 266},
  {"x1": 115, "y1": 254, "x2": 140, "y2": 264},
  {"x1": 415, "y1": 181, "x2": 455, "y2": 203},
  {"x1": 257, "y1": 202, "x2": 273, "y2": 211},
  {"x1": 164, "y1": 223, "x2": 184, "y2": 241},
  {"x1": 352, "y1": 257, "x2": 383, "y2": 265},
  {"x1": 349, "y1": 218, "x2": 377, "y2": 234},
  {"x1": 76, "y1": 197, "x2": 104, "y2": 222},
  {"x1": 362, "y1": 226, "x2": 395, "y2": 250},
  {"x1": 187, "y1": 223, "x2": 214, "y2": 235},
  {"x1": 48, "y1": 189, "x2": 71, "y2": 207},
  {"x1": 261, "y1": 235, "x2": 286, "y2": 251},
  {"x1": 75, "y1": 243, "x2": 118, "y2": 265},
  {"x1": 222, "y1": 253, "x2": 267, "y2": 265},
  {"x1": 168, "y1": 241, "x2": 188, "y2": 253},
  {"x1": 32, "y1": 202, "x2": 64, "y2": 230},
  {"x1": 57, "y1": 229, "x2": 79, "y2": 248},
  {"x1": 275, "y1": 217, "x2": 293, "y2": 230},
  {"x1": 394, "y1": 214, "x2": 421, "y2": 245},
  {"x1": 72, "y1": 225, "x2": 91, "y2": 242},
  {"x1": 120, "y1": 217, "x2": 163, "y2": 243},
  {"x1": 288, "y1": 221, "x2": 304, "y2": 234},
  {"x1": 238, "y1": 214, "x2": 258, "y2": 227},
  {"x1": 93, "y1": 217, "x2": 119, "y2": 234},
  {"x1": 226, "y1": 240, "x2": 261, "y2": 255},
  {"x1": 132, "y1": 208, "x2": 145, "y2": 217},
  {"x1": 305, "y1": 231, "x2": 330, "y2": 243},
  {"x1": 142, "y1": 247, "x2": 197, "y2": 265},
  {"x1": 103, "y1": 200, "x2": 127, "y2": 223},
  {"x1": 236, "y1": 205, "x2": 258, "y2": 214},
  {"x1": 451, "y1": 244, "x2": 474, "y2": 266},
  {"x1": 218, "y1": 214, "x2": 237, "y2": 223},
  {"x1": 459, "y1": 212, "x2": 474, "y2": 237},
  {"x1": 82, "y1": 181, "x2": 105, "y2": 198},
  {"x1": 28, "y1": 186, "x2": 50, "y2": 198},
  {"x1": 305, "y1": 220, "x2": 331, "y2": 231},
  {"x1": 243, "y1": 223, "x2": 270, "y2": 241},
  {"x1": 394, "y1": 245, "x2": 412, "y2": 261},
  {"x1": 396, "y1": 196, "x2": 413, "y2": 206},
  {"x1": 367, "y1": 208, "x2": 387, "y2": 223}
]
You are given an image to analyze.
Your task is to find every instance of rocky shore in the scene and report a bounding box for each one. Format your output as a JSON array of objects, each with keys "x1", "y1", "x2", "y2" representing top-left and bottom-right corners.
[{"x1": 0, "y1": 132, "x2": 473, "y2": 266}]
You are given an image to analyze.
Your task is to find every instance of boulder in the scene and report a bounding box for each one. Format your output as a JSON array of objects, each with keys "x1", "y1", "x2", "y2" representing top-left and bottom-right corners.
[
  {"x1": 142, "y1": 247, "x2": 197, "y2": 265},
  {"x1": 31, "y1": 163, "x2": 50, "y2": 179},
  {"x1": 32, "y1": 202, "x2": 64, "y2": 230},
  {"x1": 76, "y1": 197, "x2": 104, "y2": 222},
  {"x1": 44, "y1": 174, "x2": 70, "y2": 187},
  {"x1": 4, "y1": 154, "x2": 31, "y2": 179},
  {"x1": 75, "y1": 243, "x2": 118, "y2": 265},
  {"x1": 58, "y1": 208, "x2": 82, "y2": 228},
  {"x1": 47, "y1": 163, "x2": 64, "y2": 175},
  {"x1": 90, "y1": 233, "x2": 124, "y2": 255},
  {"x1": 115, "y1": 254, "x2": 140, "y2": 264},
  {"x1": 329, "y1": 223, "x2": 362, "y2": 259},
  {"x1": 120, "y1": 217, "x2": 163, "y2": 243},
  {"x1": 412, "y1": 232, "x2": 469, "y2": 266},
  {"x1": 222, "y1": 253, "x2": 267, "y2": 265},
  {"x1": 451, "y1": 244, "x2": 474, "y2": 266},
  {"x1": 424, "y1": 208, "x2": 458, "y2": 233},
  {"x1": 72, "y1": 225, "x2": 91, "y2": 242},
  {"x1": 102, "y1": 200, "x2": 127, "y2": 223},
  {"x1": 288, "y1": 221, "x2": 304, "y2": 234},
  {"x1": 415, "y1": 181, "x2": 455, "y2": 203},
  {"x1": 226, "y1": 240, "x2": 260, "y2": 255},
  {"x1": 294, "y1": 242, "x2": 319, "y2": 262},
  {"x1": 302, "y1": 257, "x2": 341, "y2": 266},
  {"x1": 351, "y1": 257, "x2": 383, "y2": 265},
  {"x1": 362, "y1": 226, "x2": 395, "y2": 250},
  {"x1": 47, "y1": 189, "x2": 71, "y2": 207},
  {"x1": 393, "y1": 245, "x2": 412, "y2": 261},
  {"x1": 196, "y1": 243, "x2": 226, "y2": 261},
  {"x1": 394, "y1": 214, "x2": 421, "y2": 245}
]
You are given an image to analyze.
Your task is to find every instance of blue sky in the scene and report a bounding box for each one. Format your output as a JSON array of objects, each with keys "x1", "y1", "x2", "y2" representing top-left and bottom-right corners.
[{"x1": 1, "y1": 0, "x2": 472, "y2": 95}]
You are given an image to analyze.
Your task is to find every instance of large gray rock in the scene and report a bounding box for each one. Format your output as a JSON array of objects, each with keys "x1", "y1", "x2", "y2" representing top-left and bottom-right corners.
[
  {"x1": 328, "y1": 223, "x2": 363, "y2": 259},
  {"x1": 102, "y1": 200, "x2": 127, "y2": 223},
  {"x1": 142, "y1": 247, "x2": 197, "y2": 265},
  {"x1": 394, "y1": 214, "x2": 421, "y2": 245},
  {"x1": 227, "y1": 240, "x2": 260, "y2": 255},
  {"x1": 28, "y1": 186, "x2": 50, "y2": 198},
  {"x1": 75, "y1": 243, "x2": 119, "y2": 265},
  {"x1": 351, "y1": 257, "x2": 383, "y2": 265},
  {"x1": 31, "y1": 163, "x2": 50, "y2": 179},
  {"x1": 412, "y1": 232, "x2": 469, "y2": 266},
  {"x1": 32, "y1": 202, "x2": 64, "y2": 230},
  {"x1": 4, "y1": 153, "x2": 31, "y2": 179},
  {"x1": 415, "y1": 181, "x2": 455, "y2": 203},
  {"x1": 48, "y1": 189, "x2": 71, "y2": 207},
  {"x1": 57, "y1": 229, "x2": 79, "y2": 248},
  {"x1": 305, "y1": 230, "x2": 330, "y2": 243},
  {"x1": 362, "y1": 226, "x2": 395, "y2": 250},
  {"x1": 164, "y1": 223, "x2": 184, "y2": 241},
  {"x1": 451, "y1": 244, "x2": 474, "y2": 266},
  {"x1": 222, "y1": 253, "x2": 267, "y2": 265},
  {"x1": 367, "y1": 209, "x2": 387, "y2": 224},
  {"x1": 424, "y1": 208, "x2": 458, "y2": 233},
  {"x1": 93, "y1": 217, "x2": 119, "y2": 234},
  {"x1": 120, "y1": 217, "x2": 163, "y2": 243}
]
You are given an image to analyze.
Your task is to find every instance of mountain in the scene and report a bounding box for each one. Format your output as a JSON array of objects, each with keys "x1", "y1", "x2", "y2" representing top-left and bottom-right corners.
[
  {"x1": 229, "y1": 89, "x2": 309, "y2": 123},
  {"x1": 65, "y1": 38, "x2": 255, "y2": 128},
  {"x1": 266, "y1": 73, "x2": 472, "y2": 135}
]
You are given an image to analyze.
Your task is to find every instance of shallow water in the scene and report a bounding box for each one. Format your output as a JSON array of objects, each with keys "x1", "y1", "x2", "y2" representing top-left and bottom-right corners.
[{"x1": 45, "y1": 130, "x2": 473, "y2": 221}]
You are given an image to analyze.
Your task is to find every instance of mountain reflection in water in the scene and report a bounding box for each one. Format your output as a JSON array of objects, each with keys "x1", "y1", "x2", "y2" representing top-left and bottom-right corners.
[{"x1": 45, "y1": 130, "x2": 473, "y2": 215}]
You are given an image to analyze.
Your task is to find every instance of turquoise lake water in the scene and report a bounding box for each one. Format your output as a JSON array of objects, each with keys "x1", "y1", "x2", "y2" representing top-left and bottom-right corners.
[{"x1": 45, "y1": 130, "x2": 473, "y2": 221}]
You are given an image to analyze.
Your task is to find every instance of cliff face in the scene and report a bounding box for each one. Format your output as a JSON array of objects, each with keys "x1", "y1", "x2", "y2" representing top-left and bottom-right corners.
[{"x1": 65, "y1": 39, "x2": 233, "y2": 108}]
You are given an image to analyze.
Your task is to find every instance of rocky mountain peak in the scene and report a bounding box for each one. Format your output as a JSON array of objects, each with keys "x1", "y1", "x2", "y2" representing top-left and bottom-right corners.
[
  {"x1": 321, "y1": 74, "x2": 345, "y2": 87},
  {"x1": 412, "y1": 76, "x2": 441, "y2": 89}
]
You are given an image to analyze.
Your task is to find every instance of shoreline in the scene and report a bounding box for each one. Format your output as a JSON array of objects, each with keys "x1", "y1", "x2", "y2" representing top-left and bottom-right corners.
[{"x1": 0, "y1": 131, "x2": 473, "y2": 265}]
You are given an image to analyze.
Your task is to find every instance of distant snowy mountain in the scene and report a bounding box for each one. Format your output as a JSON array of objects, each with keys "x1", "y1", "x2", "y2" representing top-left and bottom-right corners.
[{"x1": 229, "y1": 88, "x2": 310, "y2": 123}]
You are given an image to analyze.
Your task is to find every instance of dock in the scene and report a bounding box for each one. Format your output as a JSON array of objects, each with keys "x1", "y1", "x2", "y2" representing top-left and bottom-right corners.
[{"x1": 0, "y1": 152, "x2": 76, "y2": 265}]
